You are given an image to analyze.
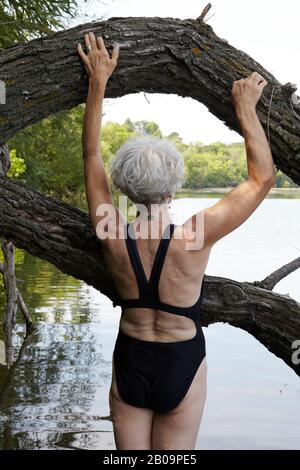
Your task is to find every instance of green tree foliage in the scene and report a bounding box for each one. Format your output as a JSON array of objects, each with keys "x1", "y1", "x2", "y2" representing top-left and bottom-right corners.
[
  {"x1": 133, "y1": 120, "x2": 162, "y2": 138},
  {"x1": 8, "y1": 113, "x2": 297, "y2": 207},
  {"x1": 9, "y1": 106, "x2": 86, "y2": 204},
  {"x1": 166, "y1": 131, "x2": 189, "y2": 155},
  {"x1": 101, "y1": 119, "x2": 136, "y2": 162},
  {"x1": 0, "y1": 0, "x2": 79, "y2": 49},
  {"x1": 183, "y1": 142, "x2": 248, "y2": 188},
  {"x1": 7, "y1": 148, "x2": 26, "y2": 178},
  {"x1": 274, "y1": 170, "x2": 296, "y2": 188}
]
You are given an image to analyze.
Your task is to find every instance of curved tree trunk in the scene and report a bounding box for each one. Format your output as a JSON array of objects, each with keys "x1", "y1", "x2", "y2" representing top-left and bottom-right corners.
[
  {"x1": 0, "y1": 16, "x2": 300, "y2": 183},
  {"x1": 0, "y1": 175, "x2": 299, "y2": 376}
]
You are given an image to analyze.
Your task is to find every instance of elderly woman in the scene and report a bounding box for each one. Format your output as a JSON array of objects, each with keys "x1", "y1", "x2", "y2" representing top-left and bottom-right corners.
[{"x1": 77, "y1": 32, "x2": 275, "y2": 450}]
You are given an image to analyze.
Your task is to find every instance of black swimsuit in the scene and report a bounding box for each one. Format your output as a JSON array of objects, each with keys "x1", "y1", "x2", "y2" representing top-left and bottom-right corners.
[{"x1": 113, "y1": 222, "x2": 206, "y2": 414}]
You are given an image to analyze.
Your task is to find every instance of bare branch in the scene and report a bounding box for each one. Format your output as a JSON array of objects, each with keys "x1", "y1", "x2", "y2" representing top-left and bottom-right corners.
[
  {"x1": 252, "y1": 257, "x2": 300, "y2": 291},
  {"x1": 197, "y1": 3, "x2": 212, "y2": 22},
  {"x1": 2, "y1": 239, "x2": 18, "y2": 368},
  {"x1": 0, "y1": 16, "x2": 300, "y2": 184}
]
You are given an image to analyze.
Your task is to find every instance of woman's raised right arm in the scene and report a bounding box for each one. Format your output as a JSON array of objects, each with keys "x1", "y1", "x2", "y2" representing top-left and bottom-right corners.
[{"x1": 184, "y1": 72, "x2": 276, "y2": 247}]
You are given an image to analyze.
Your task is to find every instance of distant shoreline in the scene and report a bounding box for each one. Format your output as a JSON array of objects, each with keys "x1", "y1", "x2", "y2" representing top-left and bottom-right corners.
[{"x1": 176, "y1": 187, "x2": 300, "y2": 199}]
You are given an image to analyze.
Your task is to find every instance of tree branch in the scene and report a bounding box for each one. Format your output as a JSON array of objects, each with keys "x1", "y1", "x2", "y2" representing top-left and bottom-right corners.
[
  {"x1": 0, "y1": 257, "x2": 33, "y2": 331},
  {"x1": 2, "y1": 239, "x2": 19, "y2": 368},
  {"x1": 0, "y1": 145, "x2": 10, "y2": 176},
  {"x1": 197, "y1": 3, "x2": 212, "y2": 22},
  {"x1": 0, "y1": 16, "x2": 300, "y2": 184},
  {"x1": 251, "y1": 257, "x2": 300, "y2": 291}
]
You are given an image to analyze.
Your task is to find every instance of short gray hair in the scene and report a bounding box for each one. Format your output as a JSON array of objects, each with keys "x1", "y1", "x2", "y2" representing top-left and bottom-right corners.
[{"x1": 109, "y1": 136, "x2": 184, "y2": 204}]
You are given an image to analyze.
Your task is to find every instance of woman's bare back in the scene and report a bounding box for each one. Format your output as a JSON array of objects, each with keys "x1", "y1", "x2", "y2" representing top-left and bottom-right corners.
[{"x1": 103, "y1": 222, "x2": 211, "y2": 342}]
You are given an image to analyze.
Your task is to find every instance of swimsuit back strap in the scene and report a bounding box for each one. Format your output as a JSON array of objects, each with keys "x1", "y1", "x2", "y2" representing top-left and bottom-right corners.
[
  {"x1": 149, "y1": 223, "x2": 176, "y2": 301},
  {"x1": 125, "y1": 223, "x2": 149, "y2": 297},
  {"x1": 125, "y1": 223, "x2": 176, "y2": 301}
]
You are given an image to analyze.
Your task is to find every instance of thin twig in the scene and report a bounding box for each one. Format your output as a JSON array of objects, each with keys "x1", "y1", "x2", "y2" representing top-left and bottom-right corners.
[
  {"x1": 252, "y1": 257, "x2": 300, "y2": 291},
  {"x1": 204, "y1": 13, "x2": 215, "y2": 23},
  {"x1": 197, "y1": 3, "x2": 212, "y2": 22},
  {"x1": 0, "y1": 263, "x2": 33, "y2": 330}
]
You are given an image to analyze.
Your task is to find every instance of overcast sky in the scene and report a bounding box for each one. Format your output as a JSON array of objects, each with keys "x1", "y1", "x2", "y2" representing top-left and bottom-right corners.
[{"x1": 76, "y1": 0, "x2": 300, "y2": 144}]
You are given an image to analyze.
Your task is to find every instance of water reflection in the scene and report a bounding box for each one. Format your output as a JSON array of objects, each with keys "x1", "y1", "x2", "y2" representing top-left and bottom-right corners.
[
  {"x1": 0, "y1": 196, "x2": 300, "y2": 450},
  {"x1": 0, "y1": 252, "x2": 116, "y2": 450},
  {"x1": 0, "y1": 322, "x2": 113, "y2": 449}
]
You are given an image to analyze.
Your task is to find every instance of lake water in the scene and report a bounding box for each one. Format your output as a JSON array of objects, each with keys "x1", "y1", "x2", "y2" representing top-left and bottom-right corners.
[{"x1": 0, "y1": 196, "x2": 299, "y2": 450}]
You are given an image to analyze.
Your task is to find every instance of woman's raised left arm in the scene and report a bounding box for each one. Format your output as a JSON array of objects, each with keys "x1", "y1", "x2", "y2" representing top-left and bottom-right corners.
[{"x1": 77, "y1": 32, "x2": 124, "y2": 235}]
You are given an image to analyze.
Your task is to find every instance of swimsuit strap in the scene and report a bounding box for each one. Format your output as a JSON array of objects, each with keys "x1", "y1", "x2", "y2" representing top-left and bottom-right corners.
[
  {"x1": 148, "y1": 223, "x2": 176, "y2": 301},
  {"x1": 125, "y1": 223, "x2": 149, "y2": 298},
  {"x1": 125, "y1": 222, "x2": 176, "y2": 301}
]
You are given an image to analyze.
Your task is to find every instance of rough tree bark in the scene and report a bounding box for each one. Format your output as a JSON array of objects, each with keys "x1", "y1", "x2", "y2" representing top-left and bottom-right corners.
[
  {"x1": 0, "y1": 145, "x2": 10, "y2": 175},
  {"x1": 0, "y1": 176, "x2": 299, "y2": 376},
  {"x1": 0, "y1": 16, "x2": 300, "y2": 183}
]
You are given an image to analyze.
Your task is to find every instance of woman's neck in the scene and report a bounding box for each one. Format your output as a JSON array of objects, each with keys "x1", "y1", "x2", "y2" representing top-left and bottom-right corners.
[{"x1": 136, "y1": 202, "x2": 171, "y2": 225}]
